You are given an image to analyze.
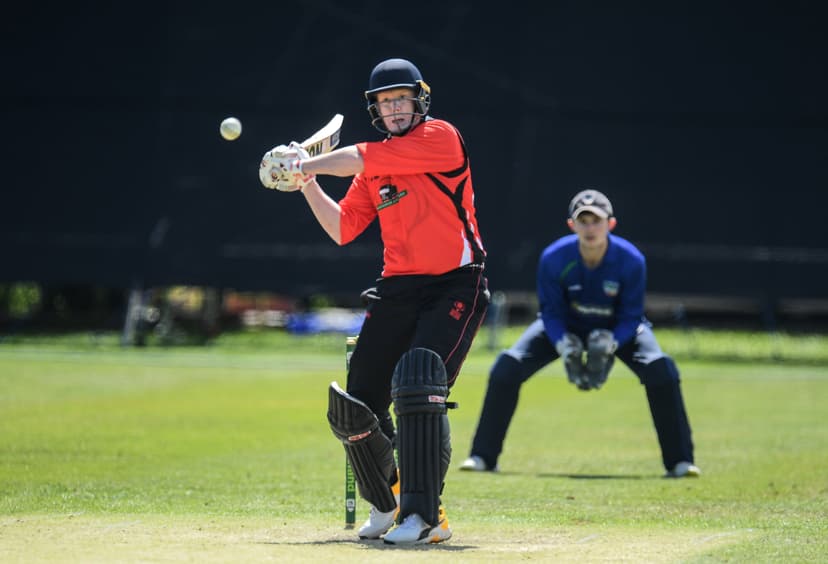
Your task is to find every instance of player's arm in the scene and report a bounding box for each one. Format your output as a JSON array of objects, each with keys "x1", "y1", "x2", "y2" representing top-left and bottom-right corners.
[
  {"x1": 537, "y1": 252, "x2": 569, "y2": 344},
  {"x1": 260, "y1": 143, "x2": 370, "y2": 244},
  {"x1": 301, "y1": 146, "x2": 365, "y2": 178},
  {"x1": 538, "y1": 250, "x2": 591, "y2": 389},
  {"x1": 300, "y1": 179, "x2": 343, "y2": 243},
  {"x1": 259, "y1": 144, "x2": 364, "y2": 190},
  {"x1": 303, "y1": 174, "x2": 377, "y2": 246},
  {"x1": 613, "y1": 255, "x2": 646, "y2": 346}
]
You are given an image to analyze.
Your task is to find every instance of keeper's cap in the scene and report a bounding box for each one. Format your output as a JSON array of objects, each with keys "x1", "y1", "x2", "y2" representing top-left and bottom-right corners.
[{"x1": 569, "y1": 189, "x2": 614, "y2": 219}]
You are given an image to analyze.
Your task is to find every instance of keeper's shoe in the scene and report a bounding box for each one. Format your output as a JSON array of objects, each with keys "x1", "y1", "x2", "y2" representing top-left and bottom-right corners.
[
  {"x1": 383, "y1": 506, "x2": 452, "y2": 545},
  {"x1": 665, "y1": 461, "x2": 701, "y2": 478},
  {"x1": 459, "y1": 455, "x2": 499, "y2": 472},
  {"x1": 357, "y1": 476, "x2": 401, "y2": 539}
]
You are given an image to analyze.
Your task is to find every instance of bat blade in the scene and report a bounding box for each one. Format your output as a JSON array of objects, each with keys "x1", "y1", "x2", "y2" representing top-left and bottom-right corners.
[{"x1": 301, "y1": 114, "x2": 344, "y2": 157}]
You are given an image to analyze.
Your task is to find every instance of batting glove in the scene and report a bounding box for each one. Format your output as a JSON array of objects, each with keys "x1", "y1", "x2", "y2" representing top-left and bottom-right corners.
[
  {"x1": 555, "y1": 332, "x2": 590, "y2": 391},
  {"x1": 259, "y1": 142, "x2": 315, "y2": 192},
  {"x1": 584, "y1": 329, "x2": 618, "y2": 390}
]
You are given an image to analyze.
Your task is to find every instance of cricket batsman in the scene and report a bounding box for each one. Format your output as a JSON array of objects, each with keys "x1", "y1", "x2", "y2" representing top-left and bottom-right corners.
[{"x1": 259, "y1": 58, "x2": 489, "y2": 544}]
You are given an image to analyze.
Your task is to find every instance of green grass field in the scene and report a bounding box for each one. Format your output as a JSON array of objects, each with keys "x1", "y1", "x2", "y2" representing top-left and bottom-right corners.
[{"x1": 1, "y1": 329, "x2": 826, "y2": 562}]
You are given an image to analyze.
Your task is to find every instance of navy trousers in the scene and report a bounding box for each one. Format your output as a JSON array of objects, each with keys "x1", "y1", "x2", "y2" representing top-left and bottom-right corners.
[{"x1": 469, "y1": 318, "x2": 695, "y2": 471}]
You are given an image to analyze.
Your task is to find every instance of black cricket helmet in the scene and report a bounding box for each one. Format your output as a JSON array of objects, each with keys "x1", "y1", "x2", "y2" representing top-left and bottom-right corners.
[{"x1": 364, "y1": 58, "x2": 431, "y2": 135}]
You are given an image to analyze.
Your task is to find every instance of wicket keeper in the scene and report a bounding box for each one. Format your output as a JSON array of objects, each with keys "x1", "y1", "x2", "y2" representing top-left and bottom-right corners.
[{"x1": 461, "y1": 189, "x2": 699, "y2": 479}]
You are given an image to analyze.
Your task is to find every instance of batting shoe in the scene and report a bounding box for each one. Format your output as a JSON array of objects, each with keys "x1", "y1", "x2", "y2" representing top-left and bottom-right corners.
[
  {"x1": 357, "y1": 478, "x2": 401, "y2": 539},
  {"x1": 383, "y1": 506, "x2": 452, "y2": 545},
  {"x1": 459, "y1": 455, "x2": 499, "y2": 472},
  {"x1": 665, "y1": 461, "x2": 702, "y2": 478}
]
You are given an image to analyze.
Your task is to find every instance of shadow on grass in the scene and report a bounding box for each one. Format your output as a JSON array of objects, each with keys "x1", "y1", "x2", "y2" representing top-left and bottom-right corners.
[
  {"x1": 536, "y1": 472, "x2": 654, "y2": 480},
  {"x1": 261, "y1": 538, "x2": 475, "y2": 551},
  {"x1": 476, "y1": 470, "x2": 655, "y2": 480}
]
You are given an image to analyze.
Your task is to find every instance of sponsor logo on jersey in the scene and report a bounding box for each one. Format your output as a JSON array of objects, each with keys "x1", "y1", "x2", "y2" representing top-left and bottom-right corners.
[
  {"x1": 376, "y1": 182, "x2": 408, "y2": 210},
  {"x1": 571, "y1": 300, "x2": 613, "y2": 317},
  {"x1": 603, "y1": 280, "x2": 619, "y2": 297}
]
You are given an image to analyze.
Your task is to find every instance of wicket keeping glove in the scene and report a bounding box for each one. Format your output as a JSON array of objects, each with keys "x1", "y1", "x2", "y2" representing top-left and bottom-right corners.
[
  {"x1": 555, "y1": 332, "x2": 590, "y2": 391},
  {"x1": 584, "y1": 329, "x2": 618, "y2": 390}
]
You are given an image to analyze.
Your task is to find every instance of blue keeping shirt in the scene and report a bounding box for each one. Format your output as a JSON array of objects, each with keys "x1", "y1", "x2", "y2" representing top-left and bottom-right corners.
[{"x1": 537, "y1": 233, "x2": 646, "y2": 347}]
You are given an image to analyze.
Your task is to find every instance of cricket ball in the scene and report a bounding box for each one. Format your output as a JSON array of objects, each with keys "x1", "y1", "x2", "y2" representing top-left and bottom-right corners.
[{"x1": 220, "y1": 117, "x2": 242, "y2": 141}]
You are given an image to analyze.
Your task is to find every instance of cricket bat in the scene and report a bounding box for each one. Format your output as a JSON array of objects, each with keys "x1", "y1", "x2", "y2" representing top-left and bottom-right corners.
[{"x1": 301, "y1": 113, "x2": 343, "y2": 156}]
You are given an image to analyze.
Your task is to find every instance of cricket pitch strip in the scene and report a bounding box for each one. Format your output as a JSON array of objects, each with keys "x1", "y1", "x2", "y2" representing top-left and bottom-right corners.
[{"x1": 1, "y1": 514, "x2": 750, "y2": 562}]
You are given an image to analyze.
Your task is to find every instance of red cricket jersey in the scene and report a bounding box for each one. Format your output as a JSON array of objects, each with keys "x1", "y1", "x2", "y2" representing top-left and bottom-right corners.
[{"x1": 340, "y1": 119, "x2": 485, "y2": 277}]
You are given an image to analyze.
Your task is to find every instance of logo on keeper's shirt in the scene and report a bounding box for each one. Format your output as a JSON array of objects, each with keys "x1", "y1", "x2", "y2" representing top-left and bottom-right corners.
[
  {"x1": 377, "y1": 182, "x2": 407, "y2": 210},
  {"x1": 603, "y1": 280, "x2": 619, "y2": 297}
]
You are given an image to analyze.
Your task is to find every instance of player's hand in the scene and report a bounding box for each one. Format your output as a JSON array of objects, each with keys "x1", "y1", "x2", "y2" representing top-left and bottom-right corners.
[
  {"x1": 584, "y1": 329, "x2": 618, "y2": 390},
  {"x1": 586, "y1": 329, "x2": 617, "y2": 355},
  {"x1": 287, "y1": 141, "x2": 310, "y2": 160},
  {"x1": 556, "y1": 333, "x2": 590, "y2": 390},
  {"x1": 259, "y1": 144, "x2": 296, "y2": 190},
  {"x1": 259, "y1": 143, "x2": 315, "y2": 192},
  {"x1": 555, "y1": 332, "x2": 582, "y2": 358}
]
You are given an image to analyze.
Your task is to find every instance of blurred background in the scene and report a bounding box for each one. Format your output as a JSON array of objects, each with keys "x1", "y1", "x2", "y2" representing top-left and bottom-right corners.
[{"x1": 2, "y1": 1, "x2": 826, "y2": 343}]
